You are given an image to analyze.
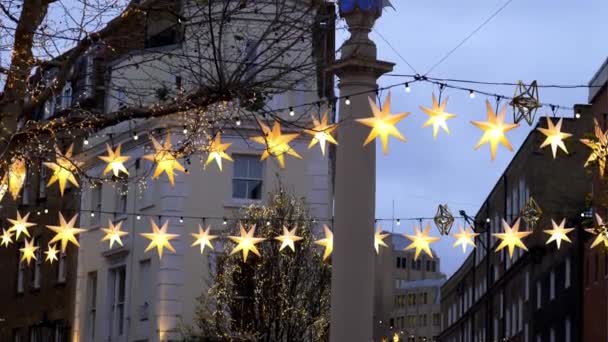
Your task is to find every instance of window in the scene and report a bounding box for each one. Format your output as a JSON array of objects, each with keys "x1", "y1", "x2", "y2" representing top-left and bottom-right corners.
[
  {"x1": 32, "y1": 238, "x2": 42, "y2": 289},
  {"x1": 232, "y1": 155, "x2": 263, "y2": 200},
  {"x1": 43, "y1": 97, "x2": 55, "y2": 119},
  {"x1": 431, "y1": 260, "x2": 437, "y2": 272},
  {"x1": 61, "y1": 83, "x2": 72, "y2": 109},
  {"x1": 30, "y1": 326, "x2": 42, "y2": 342},
  {"x1": 12, "y1": 329, "x2": 22, "y2": 342},
  {"x1": 421, "y1": 292, "x2": 428, "y2": 304},
  {"x1": 17, "y1": 243, "x2": 24, "y2": 293},
  {"x1": 116, "y1": 180, "x2": 128, "y2": 215},
  {"x1": 550, "y1": 271, "x2": 555, "y2": 300},
  {"x1": 21, "y1": 170, "x2": 30, "y2": 205},
  {"x1": 418, "y1": 314, "x2": 426, "y2": 327},
  {"x1": 565, "y1": 318, "x2": 571, "y2": 342},
  {"x1": 57, "y1": 251, "x2": 66, "y2": 283},
  {"x1": 536, "y1": 280, "x2": 542, "y2": 309},
  {"x1": 433, "y1": 313, "x2": 441, "y2": 326},
  {"x1": 91, "y1": 184, "x2": 102, "y2": 225},
  {"x1": 426, "y1": 260, "x2": 431, "y2": 271},
  {"x1": 550, "y1": 327, "x2": 555, "y2": 342},
  {"x1": 416, "y1": 259, "x2": 421, "y2": 270},
  {"x1": 402, "y1": 257, "x2": 407, "y2": 269},
  {"x1": 407, "y1": 315, "x2": 416, "y2": 328},
  {"x1": 525, "y1": 271, "x2": 530, "y2": 300},
  {"x1": 396, "y1": 257, "x2": 401, "y2": 268},
  {"x1": 38, "y1": 163, "x2": 47, "y2": 199},
  {"x1": 411, "y1": 258, "x2": 416, "y2": 269},
  {"x1": 86, "y1": 272, "x2": 97, "y2": 340},
  {"x1": 109, "y1": 266, "x2": 127, "y2": 337},
  {"x1": 138, "y1": 260, "x2": 151, "y2": 321},
  {"x1": 116, "y1": 87, "x2": 127, "y2": 110}
]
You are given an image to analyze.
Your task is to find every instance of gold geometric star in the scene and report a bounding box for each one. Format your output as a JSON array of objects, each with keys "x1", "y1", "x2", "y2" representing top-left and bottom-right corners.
[
  {"x1": 7, "y1": 211, "x2": 36, "y2": 240},
  {"x1": 44, "y1": 144, "x2": 83, "y2": 196},
  {"x1": 229, "y1": 223, "x2": 266, "y2": 262},
  {"x1": 20, "y1": 238, "x2": 39, "y2": 265},
  {"x1": 471, "y1": 100, "x2": 520, "y2": 160},
  {"x1": 101, "y1": 220, "x2": 129, "y2": 249},
  {"x1": 537, "y1": 117, "x2": 572, "y2": 159},
  {"x1": 144, "y1": 135, "x2": 185, "y2": 187},
  {"x1": 493, "y1": 218, "x2": 532, "y2": 258},
  {"x1": 586, "y1": 213, "x2": 608, "y2": 249},
  {"x1": 141, "y1": 219, "x2": 179, "y2": 259},
  {"x1": 44, "y1": 244, "x2": 59, "y2": 264},
  {"x1": 581, "y1": 119, "x2": 608, "y2": 177},
  {"x1": 420, "y1": 93, "x2": 457, "y2": 139},
  {"x1": 204, "y1": 133, "x2": 233, "y2": 172},
  {"x1": 315, "y1": 224, "x2": 334, "y2": 261},
  {"x1": 99, "y1": 144, "x2": 130, "y2": 177},
  {"x1": 191, "y1": 224, "x2": 217, "y2": 254},
  {"x1": 404, "y1": 224, "x2": 440, "y2": 260},
  {"x1": 544, "y1": 218, "x2": 574, "y2": 250},
  {"x1": 356, "y1": 92, "x2": 409, "y2": 155},
  {"x1": 452, "y1": 225, "x2": 479, "y2": 253},
  {"x1": 47, "y1": 213, "x2": 86, "y2": 253},
  {"x1": 1, "y1": 228, "x2": 13, "y2": 247},
  {"x1": 275, "y1": 225, "x2": 303, "y2": 252},
  {"x1": 251, "y1": 119, "x2": 301, "y2": 168},
  {"x1": 304, "y1": 112, "x2": 338, "y2": 156},
  {"x1": 374, "y1": 226, "x2": 389, "y2": 254},
  {"x1": 7, "y1": 158, "x2": 26, "y2": 200}
]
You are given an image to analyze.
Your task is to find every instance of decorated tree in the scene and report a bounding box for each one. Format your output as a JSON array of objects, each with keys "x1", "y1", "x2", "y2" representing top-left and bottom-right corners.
[{"x1": 188, "y1": 188, "x2": 331, "y2": 341}]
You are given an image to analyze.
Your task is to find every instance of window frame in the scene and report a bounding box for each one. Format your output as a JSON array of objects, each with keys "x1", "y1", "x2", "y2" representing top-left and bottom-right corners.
[{"x1": 232, "y1": 154, "x2": 264, "y2": 200}]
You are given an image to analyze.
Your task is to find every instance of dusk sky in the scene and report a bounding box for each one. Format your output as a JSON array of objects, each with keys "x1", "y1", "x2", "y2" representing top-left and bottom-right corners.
[{"x1": 336, "y1": 0, "x2": 608, "y2": 275}]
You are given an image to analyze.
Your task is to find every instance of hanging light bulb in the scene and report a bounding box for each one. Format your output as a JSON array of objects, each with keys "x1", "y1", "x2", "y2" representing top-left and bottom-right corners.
[
  {"x1": 235, "y1": 117, "x2": 242, "y2": 126},
  {"x1": 84, "y1": 137, "x2": 89, "y2": 146},
  {"x1": 133, "y1": 132, "x2": 139, "y2": 141},
  {"x1": 405, "y1": 83, "x2": 411, "y2": 93},
  {"x1": 223, "y1": 217, "x2": 227, "y2": 225},
  {"x1": 469, "y1": 90, "x2": 475, "y2": 99},
  {"x1": 289, "y1": 107, "x2": 295, "y2": 117},
  {"x1": 345, "y1": 97, "x2": 351, "y2": 106},
  {"x1": 575, "y1": 112, "x2": 581, "y2": 119},
  {"x1": 396, "y1": 219, "x2": 401, "y2": 226},
  {"x1": 136, "y1": 215, "x2": 141, "y2": 220},
  {"x1": 44, "y1": 208, "x2": 49, "y2": 214},
  {"x1": 179, "y1": 217, "x2": 184, "y2": 223},
  {"x1": 182, "y1": 126, "x2": 188, "y2": 134}
]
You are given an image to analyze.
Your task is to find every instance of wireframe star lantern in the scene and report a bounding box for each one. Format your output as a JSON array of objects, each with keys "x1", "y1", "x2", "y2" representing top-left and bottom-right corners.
[
  {"x1": 510, "y1": 80, "x2": 541, "y2": 125},
  {"x1": 471, "y1": 100, "x2": 520, "y2": 160},
  {"x1": 434, "y1": 204, "x2": 455, "y2": 235},
  {"x1": 357, "y1": 92, "x2": 409, "y2": 155},
  {"x1": 520, "y1": 197, "x2": 542, "y2": 228},
  {"x1": 581, "y1": 119, "x2": 608, "y2": 177}
]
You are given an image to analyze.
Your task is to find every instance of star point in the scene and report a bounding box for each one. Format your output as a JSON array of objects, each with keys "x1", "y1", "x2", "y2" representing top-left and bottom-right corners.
[
  {"x1": 544, "y1": 218, "x2": 574, "y2": 249},
  {"x1": 101, "y1": 220, "x2": 129, "y2": 249},
  {"x1": 144, "y1": 135, "x2": 185, "y2": 186},
  {"x1": 374, "y1": 226, "x2": 389, "y2": 254},
  {"x1": 44, "y1": 244, "x2": 59, "y2": 264},
  {"x1": 452, "y1": 225, "x2": 479, "y2": 253},
  {"x1": 141, "y1": 219, "x2": 179, "y2": 259},
  {"x1": 304, "y1": 112, "x2": 338, "y2": 156},
  {"x1": 99, "y1": 144, "x2": 130, "y2": 177},
  {"x1": 314, "y1": 225, "x2": 334, "y2": 261},
  {"x1": 205, "y1": 133, "x2": 233, "y2": 171},
  {"x1": 47, "y1": 213, "x2": 86, "y2": 253},
  {"x1": 20, "y1": 238, "x2": 39, "y2": 265},
  {"x1": 7, "y1": 211, "x2": 36, "y2": 240},
  {"x1": 404, "y1": 224, "x2": 440, "y2": 260},
  {"x1": 356, "y1": 92, "x2": 409, "y2": 155},
  {"x1": 44, "y1": 144, "x2": 82, "y2": 196},
  {"x1": 275, "y1": 225, "x2": 303, "y2": 252},
  {"x1": 191, "y1": 224, "x2": 217, "y2": 254},
  {"x1": 471, "y1": 100, "x2": 520, "y2": 160},
  {"x1": 229, "y1": 223, "x2": 266, "y2": 262},
  {"x1": 251, "y1": 119, "x2": 301, "y2": 168},
  {"x1": 493, "y1": 218, "x2": 532, "y2": 258},
  {"x1": 420, "y1": 93, "x2": 457, "y2": 139}
]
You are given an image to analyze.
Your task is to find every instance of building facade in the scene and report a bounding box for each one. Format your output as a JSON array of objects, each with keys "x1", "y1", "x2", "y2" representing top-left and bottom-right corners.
[
  {"x1": 583, "y1": 57, "x2": 608, "y2": 342},
  {"x1": 439, "y1": 109, "x2": 594, "y2": 342},
  {"x1": 375, "y1": 234, "x2": 446, "y2": 342}
]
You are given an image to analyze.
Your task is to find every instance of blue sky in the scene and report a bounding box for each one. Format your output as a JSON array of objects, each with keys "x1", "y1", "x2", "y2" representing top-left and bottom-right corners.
[{"x1": 337, "y1": 0, "x2": 608, "y2": 275}]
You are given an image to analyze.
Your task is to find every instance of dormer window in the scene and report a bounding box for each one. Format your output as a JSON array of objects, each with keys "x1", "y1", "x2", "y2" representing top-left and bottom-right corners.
[{"x1": 145, "y1": 1, "x2": 183, "y2": 48}]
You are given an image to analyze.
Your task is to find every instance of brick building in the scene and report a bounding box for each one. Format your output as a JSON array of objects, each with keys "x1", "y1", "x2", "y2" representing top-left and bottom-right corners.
[
  {"x1": 438, "y1": 108, "x2": 594, "y2": 342},
  {"x1": 583, "y1": 57, "x2": 608, "y2": 342}
]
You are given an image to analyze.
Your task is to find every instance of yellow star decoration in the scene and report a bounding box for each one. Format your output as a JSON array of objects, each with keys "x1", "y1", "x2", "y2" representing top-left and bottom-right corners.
[
  {"x1": 99, "y1": 144, "x2": 130, "y2": 177},
  {"x1": 144, "y1": 135, "x2": 185, "y2": 186},
  {"x1": 7, "y1": 158, "x2": 26, "y2": 200},
  {"x1": 314, "y1": 224, "x2": 334, "y2": 261},
  {"x1": 1, "y1": 228, "x2": 13, "y2": 247},
  {"x1": 581, "y1": 119, "x2": 608, "y2": 177},
  {"x1": 47, "y1": 213, "x2": 86, "y2": 253},
  {"x1": 205, "y1": 133, "x2": 233, "y2": 171},
  {"x1": 274, "y1": 226, "x2": 303, "y2": 252},
  {"x1": 141, "y1": 220, "x2": 179, "y2": 259},
  {"x1": 374, "y1": 226, "x2": 389, "y2": 254},
  {"x1": 471, "y1": 100, "x2": 520, "y2": 160},
  {"x1": 7, "y1": 211, "x2": 36, "y2": 240},
  {"x1": 586, "y1": 214, "x2": 608, "y2": 249},
  {"x1": 493, "y1": 218, "x2": 532, "y2": 258},
  {"x1": 543, "y1": 218, "x2": 574, "y2": 250},
  {"x1": 0, "y1": 174, "x2": 8, "y2": 202},
  {"x1": 20, "y1": 238, "x2": 39, "y2": 265},
  {"x1": 356, "y1": 92, "x2": 409, "y2": 155},
  {"x1": 44, "y1": 244, "x2": 59, "y2": 264},
  {"x1": 191, "y1": 224, "x2": 217, "y2": 254},
  {"x1": 101, "y1": 220, "x2": 129, "y2": 249},
  {"x1": 304, "y1": 112, "x2": 338, "y2": 156},
  {"x1": 44, "y1": 144, "x2": 82, "y2": 196},
  {"x1": 420, "y1": 93, "x2": 457, "y2": 139},
  {"x1": 404, "y1": 224, "x2": 440, "y2": 260},
  {"x1": 251, "y1": 119, "x2": 301, "y2": 168},
  {"x1": 229, "y1": 223, "x2": 266, "y2": 262},
  {"x1": 537, "y1": 117, "x2": 572, "y2": 159},
  {"x1": 452, "y1": 225, "x2": 479, "y2": 253}
]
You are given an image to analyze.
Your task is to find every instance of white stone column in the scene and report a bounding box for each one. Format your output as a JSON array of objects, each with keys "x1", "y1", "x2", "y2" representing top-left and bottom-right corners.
[{"x1": 329, "y1": 6, "x2": 393, "y2": 342}]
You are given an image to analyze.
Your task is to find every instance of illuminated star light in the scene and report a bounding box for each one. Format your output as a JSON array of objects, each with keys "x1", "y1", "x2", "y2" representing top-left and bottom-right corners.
[
  {"x1": 471, "y1": 100, "x2": 520, "y2": 160},
  {"x1": 7, "y1": 158, "x2": 26, "y2": 200},
  {"x1": 44, "y1": 244, "x2": 59, "y2": 264},
  {"x1": 581, "y1": 119, "x2": 608, "y2": 177},
  {"x1": 44, "y1": 144, "x2": 83, "y2": 196},
  {"x1": 20, "y1": 238, "x2": 39, "y2": 265},
  {"x1": 544, "y1": 218, "x2": 574, "y2": 250},
  {"x1": 537, "y1": 117, "x2": 572, "y2": 159},
  {"x1": 404, "y1": 224, "x2": 440, "y2": 260},
  {"x1": 47, "y1": 213, "x2": 86, "y2": 253},
  {"x1": 191, "y1": 224, "x2": 218, "y2": 254},
  {"x1": 314, "y1": 225, "x2": 334, "y2": 261},
  {"x1": 7, "y1": 211, "x2": 36, "y2": 240},
  {"x1": 275, "y1": 226, "x2": 303, "y2": 252},
  {"x1": 452, "y1": 225, "x2": 479, "y2": 253},
  {"x1": 204, "y1": 133, "x2": 233, "y2": 171},
  {"x1": 251, "y1": 119, "x2": 301, "y2": 168},
  {"x1": 420, "y1": 93, "x2": 457, "y2": 139},
  {"x1": 144, "y1": 135, "x2": 186, "y2": 187},
  {"x1": 229, "y1": 223, "x2": 266, "y2": 262},
  {"x1": 493, "y1": 218, "x2": 532, "y2": 258},
  {"x1": 356, "y1": 92, "x2": 409, "y2": 155},
  {"x1": 586, "y1": 214, "x2": 608, "y2": 249},
  {"x1": 1, "y1": 229, "x2": 13, "y2": 247},
  {"x1": 304, "y1": 112, "x2": 338, "y2": 156},
  {"x1": 141, "y1": 220, "x2": 179, "y2": 259},
  {"x1": 101, "y1": 220, "x2": 129, "y2": 249},
  {"x1": 0, "y1": 175, "x2": 8, "y2": 202},
  {"x1": 99, "y1": 144, "x2": 130, "y2": 177},
  {"x1": 374, "y1": 226, "x2": 389, "y2": 254}
]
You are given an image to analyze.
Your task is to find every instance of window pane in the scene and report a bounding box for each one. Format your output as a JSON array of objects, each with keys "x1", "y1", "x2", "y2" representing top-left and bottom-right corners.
[
  {"x1": 234, "y1": 158, "x2": 249, "y2": 178},
  {"x1": 248, "y1": 158, "x2": 263, "y2": 179},
  {"x1": 248, "y1": 180, "x2": 262, "y2": 199},
  {"x1": 232, "y1": 180, "x2": 247, "y2": 199}
]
